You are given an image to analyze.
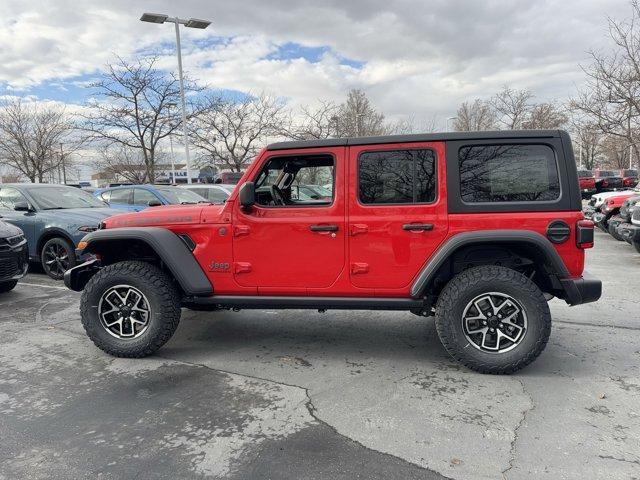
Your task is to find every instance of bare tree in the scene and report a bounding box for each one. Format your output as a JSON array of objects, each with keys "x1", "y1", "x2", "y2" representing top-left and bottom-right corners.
[
  {"x1": 190, "y1": 93, "x2": 287, "y2": 172},
  {"x1": 0, "y1": 98, "x2": 75, "y2": 183},
  {"x1": 81, "y1": 56, "x2": 201, "y2": 183},
  {"x1": 522, "y1": 102, "x2": 568, "y2": 129},
  {"x1": 391, "y1": 114, "x2": 438, "y2": 134},
  {"x1": 283, "y1": 100, "x2": 341, "y2": 140},
  {"x1": 97, "y1": 144, "x2": 153, "y2": 184},
  {"x1": 335, "y1": 89, "x2": 389, "y2": 137},
  {"x1": 601, "y1": 135, "x2": 631, "y2": 168},
  {"x1": 491, "y1": 86, "x2": 534, "y2": 129},
  {"x1": 453, "y1": 99, "x2": 496, "y2": 131},
  {"x1": 571, "y1": 1, "x2": 640, "y2": 168}
]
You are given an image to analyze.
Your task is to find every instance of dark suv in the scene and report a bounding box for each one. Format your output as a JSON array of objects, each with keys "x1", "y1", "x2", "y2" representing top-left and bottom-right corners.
[
  {"x1": 0, "y1": 220, "x2": 28, "y2": 293},
  {"x1": 594, "y1": 170, "x2": 624, "y2": 192},
  {"x1": 65, "y1": 130, "x2": 601, "y2": 374}
]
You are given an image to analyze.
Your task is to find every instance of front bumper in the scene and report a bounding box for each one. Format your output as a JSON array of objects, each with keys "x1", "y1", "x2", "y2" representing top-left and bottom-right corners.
[
  {"x1": 582, "y1": 206, "x2": 597, "y2": 220},
  {"x1": 559, "y1": 271, "x2": 602, "y2": 306},
  {"x1": 64, "y1": 259, "x2": 100, "y2": 292},
  {"x1": 0, "y1": 239, "x2": 29, "y2": 283},
  {"x1": 592, "y1": 212, "x2": 608, "y2": 230},
  {"x1": 617, "y1": 223, "x2": 640, "y2": 244}
]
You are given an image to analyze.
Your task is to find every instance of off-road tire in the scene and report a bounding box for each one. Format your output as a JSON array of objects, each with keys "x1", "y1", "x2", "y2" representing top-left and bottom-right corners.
[
  {"x1": 80, "y1": 261, "x2": 182, "y2": 358},
  {"x1": 41, "y1": 237, "x2": 76, "y2": 280},
  {"x1": 435, "y1": 265, "x2": 551, "y2": 374},
  {"x1": 0, "y1": 280, "x2": 18, "y2": 293},
  {"x1": 608, "y1": 222, "x2": 624, "y2": 241}
]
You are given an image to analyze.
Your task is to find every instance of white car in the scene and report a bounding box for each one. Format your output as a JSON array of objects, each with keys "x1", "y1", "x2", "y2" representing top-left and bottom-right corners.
[{"x1": 589, "y1": 188, "x2": 640, "y2": 208}]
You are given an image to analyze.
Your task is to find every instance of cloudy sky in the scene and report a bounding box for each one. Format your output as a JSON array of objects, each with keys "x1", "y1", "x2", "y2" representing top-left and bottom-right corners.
[{"x1": 0, "y1": 0, "x2": 631, "y2": 126}]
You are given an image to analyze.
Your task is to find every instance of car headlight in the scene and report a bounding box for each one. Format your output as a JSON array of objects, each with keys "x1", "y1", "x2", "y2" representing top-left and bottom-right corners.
[{"x1": 78, "y1": 225, "x2": 98, "y2": 232}]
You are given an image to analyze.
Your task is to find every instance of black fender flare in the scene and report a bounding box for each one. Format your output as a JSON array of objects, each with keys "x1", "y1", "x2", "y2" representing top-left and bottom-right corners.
[
  {"x1": 410, "y1": 230, "x2": 570, "y2": 298},
  {"x1": 72, "y1": 227, "x2": 212, "y2": 295}
]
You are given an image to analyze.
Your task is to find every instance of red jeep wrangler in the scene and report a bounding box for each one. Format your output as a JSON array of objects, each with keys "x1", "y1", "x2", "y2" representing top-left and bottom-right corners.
[{"x1": 65, "y1": 130, "x2": 601, "y2": 374}]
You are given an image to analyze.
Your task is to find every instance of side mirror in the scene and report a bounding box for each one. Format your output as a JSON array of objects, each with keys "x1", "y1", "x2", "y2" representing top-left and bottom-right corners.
[
  {"x1": 147, "y1": 199, "x2": 162, "y2": 207},
  {"x1": 14, "y1": 201, "x2": 32, "y2": 212},
  {"x1": 238, "y1": 182, "x2": 255, "y2": 208}
]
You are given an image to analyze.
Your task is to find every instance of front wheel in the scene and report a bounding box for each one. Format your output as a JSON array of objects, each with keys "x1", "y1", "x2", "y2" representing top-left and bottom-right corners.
[
  {"x1": 41, "y1": 237, "x2": 76, "y2": 280},
  {"x1": 608, "y1": 222, "x2": 624, "y2": 241},
  {"x1": 80, "y1": 261, "x2": 182, "y2": 358},
  {"x1": 435, "y1": 265, "x2": 551, "y2": 374}
]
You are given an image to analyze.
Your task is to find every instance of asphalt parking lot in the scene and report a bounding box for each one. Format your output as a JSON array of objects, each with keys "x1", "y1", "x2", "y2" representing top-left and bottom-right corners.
[{"x1": 1, "y1": 230, "x2": 639, "y2": 480}]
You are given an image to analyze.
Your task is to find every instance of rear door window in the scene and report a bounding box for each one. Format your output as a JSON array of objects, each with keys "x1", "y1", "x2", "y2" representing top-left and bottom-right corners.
[
  {"x1": 358, "y1": 149, "x2": 436, "y2": 204},
  {"x1": 458, "y1": 144, "x2": 560, "y2": 203},
  {"x1": 133, "y1": 188, "x2": 159, "y2": 206}
]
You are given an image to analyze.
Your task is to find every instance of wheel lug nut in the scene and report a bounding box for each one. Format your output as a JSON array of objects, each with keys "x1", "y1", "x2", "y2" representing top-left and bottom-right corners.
[
  {"x1": 490, "y1": 328, "x2": 495, "y2": 332},
  {"x1": 487, "y1": 313, "x2": 492, "y2": 317},
  {"x1": 482, "y1": 321, "x2": 487, "y2": 325}
]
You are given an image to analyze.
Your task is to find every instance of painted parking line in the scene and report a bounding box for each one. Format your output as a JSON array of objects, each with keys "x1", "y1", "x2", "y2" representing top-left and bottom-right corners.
[{"x1": 17, "y1": 282, "x2": 70, "y2": 290}]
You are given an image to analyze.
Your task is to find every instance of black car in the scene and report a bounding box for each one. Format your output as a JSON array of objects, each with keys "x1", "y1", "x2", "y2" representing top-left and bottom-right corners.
[{"x1": 0, "y1": 220, "x2": 28, "y2": 293}]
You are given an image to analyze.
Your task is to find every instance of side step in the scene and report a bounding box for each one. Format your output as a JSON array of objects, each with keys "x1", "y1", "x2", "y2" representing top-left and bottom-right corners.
[{"x1": 183, "y1": 295, "x2": 424, "y2": 311}]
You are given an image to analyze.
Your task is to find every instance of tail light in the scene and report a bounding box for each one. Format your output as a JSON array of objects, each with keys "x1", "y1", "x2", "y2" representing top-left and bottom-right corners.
[{"x1": 576, "y1": 220, "x2": 594, "y2": 249}]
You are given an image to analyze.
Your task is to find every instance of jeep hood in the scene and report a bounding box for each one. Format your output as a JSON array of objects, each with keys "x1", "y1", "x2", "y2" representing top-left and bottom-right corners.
[{"x1": 103, "y1": 203, "x2": 225, "y2": 228}]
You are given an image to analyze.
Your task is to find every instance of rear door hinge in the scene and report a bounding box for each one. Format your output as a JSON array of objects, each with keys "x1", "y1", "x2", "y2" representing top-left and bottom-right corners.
[
  {"x1": 234, "y1": 262, "x2": 252, "y2": 274},
  {"x1": 234, "y1": 225, "x2": 251, "y2": 237},
  {"x1": 350, "y1": 262, "x2": 369, "y2": 274}
]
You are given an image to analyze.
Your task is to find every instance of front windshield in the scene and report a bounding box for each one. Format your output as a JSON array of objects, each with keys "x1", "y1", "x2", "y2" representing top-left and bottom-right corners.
[
  {"x1": 154, "y1": 186, "x2": 207, "y2": 204},
  {"x1": 28, "y1": 186, "x2": 107, "y2": 210}
]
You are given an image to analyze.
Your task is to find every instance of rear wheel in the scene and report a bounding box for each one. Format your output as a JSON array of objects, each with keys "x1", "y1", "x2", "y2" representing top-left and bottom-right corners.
[
  {"x1": 0, "y1": 280, "x2": 18, "y2": 293},
  {"x1": 634, "y1": 241, "x2": 640, "y2": 254},
  {"x1": 80, "y1": 261, "x2": 182, "y2": 357},
  {"x1": 608, "y1": 222, "x2": 624, "y2": 241},
  {"x1": 435, "y1": 265, "x2": 551, "y2": 374},
  {"x1": 41, "y1": 237, "x2": 76, "y2": 280}
]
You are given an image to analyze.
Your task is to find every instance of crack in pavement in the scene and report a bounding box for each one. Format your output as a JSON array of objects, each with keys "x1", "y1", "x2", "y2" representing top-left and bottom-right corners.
[
  {"x1": 155, "y1": 354, "x2": 453, "y2": 480},
  {"x1": 597, "y1": 454, "x2": 640, "y2": 466},
  {"x1": 501, "y1": 378, "x2": 535, "y2": 479},
  {"x1": 554, "y1": 320, "x2": 640, "y2": 331}
]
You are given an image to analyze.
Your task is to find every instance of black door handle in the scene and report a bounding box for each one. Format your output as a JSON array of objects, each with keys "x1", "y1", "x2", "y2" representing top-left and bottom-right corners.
[
  {"x1": 310, "y1": 225, "x2": 339, "y2": 232},
  {"x1": 402, "y1": 223, "x2": 434, "y2": 231}
]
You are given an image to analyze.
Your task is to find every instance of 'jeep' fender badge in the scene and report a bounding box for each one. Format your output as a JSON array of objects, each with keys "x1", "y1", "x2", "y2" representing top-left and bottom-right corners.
[{"x1": 209, "y1": 261, "x2": 230, "y2": 271}]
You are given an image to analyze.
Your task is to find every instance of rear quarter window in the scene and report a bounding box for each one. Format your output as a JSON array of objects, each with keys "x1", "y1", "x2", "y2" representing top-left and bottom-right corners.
[{"x1": 459, "y1": 144, "x2": 560, "y2": 203}]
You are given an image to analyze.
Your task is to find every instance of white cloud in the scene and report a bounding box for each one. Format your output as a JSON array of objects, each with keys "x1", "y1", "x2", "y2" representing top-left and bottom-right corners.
[{"x1": 0, "y1": 0, "x2": 632, "y2": 122}]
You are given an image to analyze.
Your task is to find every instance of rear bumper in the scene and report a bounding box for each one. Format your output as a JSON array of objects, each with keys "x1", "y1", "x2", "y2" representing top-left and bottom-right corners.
[
  {"x1": 608, "y1": 215, "x2": 624, "y2": 232},
  {"x1": 581, "y1": 188, "x2": 596, "y2": 196},
  {"x1": 617, "y1": 223, "x2": 640, "y2": 244},
  {"x1": 560, "y1": 271, "x2": 602, "y2": 306}
]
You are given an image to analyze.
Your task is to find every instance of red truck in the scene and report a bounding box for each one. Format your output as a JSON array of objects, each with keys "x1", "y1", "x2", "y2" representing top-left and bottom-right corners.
[
  {"x1": 577, "y1": 170, "x2": 596, "y2": 197},
  {"x1": 65, "y1": 130, "x2": 601, "y2": 374}
]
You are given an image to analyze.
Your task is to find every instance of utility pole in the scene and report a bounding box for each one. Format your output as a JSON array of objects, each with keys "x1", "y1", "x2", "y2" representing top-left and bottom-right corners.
[{"x1": 60, "y1": 143, "x2": 67, "y2": 184}]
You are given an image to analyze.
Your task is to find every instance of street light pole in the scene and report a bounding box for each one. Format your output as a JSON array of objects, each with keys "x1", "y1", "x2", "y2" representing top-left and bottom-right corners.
[
  {"x1": 173, "y1": 21, "x2": 193, "y2": 184},
  {"x1": 140, "y1": 13, "x2": 212, "y2": 185}
]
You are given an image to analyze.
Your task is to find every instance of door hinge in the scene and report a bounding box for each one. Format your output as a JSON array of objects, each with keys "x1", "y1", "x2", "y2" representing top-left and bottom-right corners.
[
  {"x1": 350, "y1": 224, "x2": 369, "y2": 236},
  {"x1": 234, "y1": 262, "x2": 252, "y2": 274},
  {"x1": 233, "y1": 225, "x2": 251, "y2": 237},
  {"x1": 350, "y1": 262, "x2": 369, "y2": 274}
]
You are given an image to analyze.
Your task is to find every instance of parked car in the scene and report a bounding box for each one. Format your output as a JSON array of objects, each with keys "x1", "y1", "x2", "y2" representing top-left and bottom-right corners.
[
  {"x1": 0, "y1": 220, "x2": 28, "y2": 293},
  {"x1": 592, "y1": 191, "x2": 638, "y2": 234},
  {"x1": 593, "y1": 169, "x2": 624, "y2": 192},
  {"x1": 65, "y1": 130, "x2": 600, "y2": 375},
  {"x1": 181, "y1": 184, "x2": 234, "y2": 204},
  {"x1": 0, "y1": 184, "x2": 121, "y2": 279},
  {"x1": 94, "y1": 184, "x2": 207, "y2": 211},
  {"x1": 616, "y1": 195, "x2": 640, "y2": 248},
  {"x1": 618, "y1": 205, "x2": 640, "y2": 253},
  {"x1": 617, "y1": 169, "x2": 638, "y2": 188},
  {"x1": 213, "y1": 171, "x2": 244, "y2": 184},
  {"x1": 578, "y1": 170, "x2": 596, "y2": 198},
  {"x1": 291, "y1": 184, "x2": 333, "y2": 202}
]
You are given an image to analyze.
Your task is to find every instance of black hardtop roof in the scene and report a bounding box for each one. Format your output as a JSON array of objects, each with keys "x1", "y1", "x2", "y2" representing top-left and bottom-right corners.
[{"x1": 267, "y1": 129, "x2": 566, "y2": 151}]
